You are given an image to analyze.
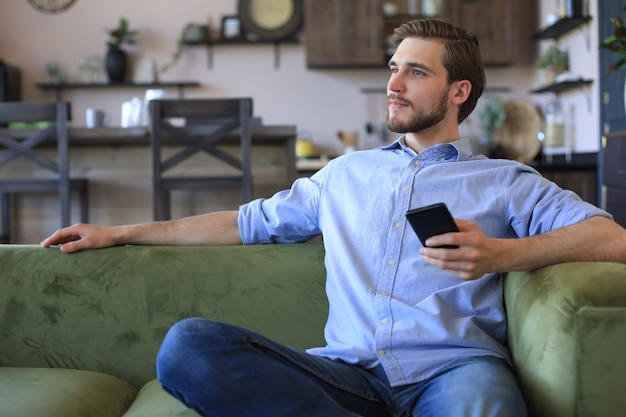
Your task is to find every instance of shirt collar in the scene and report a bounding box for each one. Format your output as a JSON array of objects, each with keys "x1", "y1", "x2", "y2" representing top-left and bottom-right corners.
[{"x1": 378, "y1": 136, "x2": 474, "y2": 162}]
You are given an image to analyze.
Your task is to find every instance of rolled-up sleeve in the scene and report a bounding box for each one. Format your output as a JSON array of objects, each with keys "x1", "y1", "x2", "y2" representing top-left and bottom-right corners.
[
  {"x1": 238, "y1": 175, "x2": 325, "y2": 245},
  {"x1": 506, "y1": 164, "x2": 612, "y2": 237}
]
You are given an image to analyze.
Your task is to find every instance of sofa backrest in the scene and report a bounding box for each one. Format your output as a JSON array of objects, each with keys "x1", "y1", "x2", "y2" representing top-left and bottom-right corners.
[{"x1": 0, "y1": 244, "x2": 328, "y2": 388}]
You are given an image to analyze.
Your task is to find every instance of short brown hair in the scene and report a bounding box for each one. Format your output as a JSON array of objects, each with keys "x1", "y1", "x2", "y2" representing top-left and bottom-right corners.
[{"x1": 392, "y1": 19, "x2": 485, "y2": 124}]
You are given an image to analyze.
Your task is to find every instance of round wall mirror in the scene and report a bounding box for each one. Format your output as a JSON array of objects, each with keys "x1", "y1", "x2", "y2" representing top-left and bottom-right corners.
[{"x1": 238, "y1": 0, "x2": 303, "y2": 41}]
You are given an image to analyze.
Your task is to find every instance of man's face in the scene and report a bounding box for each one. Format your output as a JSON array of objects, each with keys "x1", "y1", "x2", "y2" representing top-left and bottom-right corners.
[{"x1": 386, "y1": 37, "x2": 452, "y2": 134}]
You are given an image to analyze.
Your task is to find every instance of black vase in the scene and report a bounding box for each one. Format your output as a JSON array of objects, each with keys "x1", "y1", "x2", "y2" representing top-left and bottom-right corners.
[{"x1": 105, "y1": 48, "x2": 127, "y2": 83}]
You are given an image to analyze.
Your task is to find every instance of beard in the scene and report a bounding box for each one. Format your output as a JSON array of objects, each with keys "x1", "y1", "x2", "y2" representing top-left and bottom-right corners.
[{"x1": 386, "y1": 88, "x2": 449, "y2": 133}]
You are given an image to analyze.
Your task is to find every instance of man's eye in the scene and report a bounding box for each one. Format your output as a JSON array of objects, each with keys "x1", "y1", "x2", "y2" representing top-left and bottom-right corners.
[
  {"x1": 413, "y1": 69, "x2": 424, "y2": 76},
  {"x1": 389, "y1": 67, "x2": 398, "y2": 73}
]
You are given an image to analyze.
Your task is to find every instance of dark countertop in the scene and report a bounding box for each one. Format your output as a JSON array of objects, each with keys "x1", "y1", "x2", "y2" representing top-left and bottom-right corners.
[{"x1": 529, "y1": 152, "x2": 598, "y2": 172}]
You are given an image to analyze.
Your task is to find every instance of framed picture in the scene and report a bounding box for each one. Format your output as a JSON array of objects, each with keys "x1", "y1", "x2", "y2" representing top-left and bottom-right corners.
[{"x1": 221, "y1": 15, "x2": 244, "y2": 40}]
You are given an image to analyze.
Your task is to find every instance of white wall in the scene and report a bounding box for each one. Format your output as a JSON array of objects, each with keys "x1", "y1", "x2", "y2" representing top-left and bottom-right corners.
[{"x1": 0, "y1": 0, "x2": 600, "y2": 155}]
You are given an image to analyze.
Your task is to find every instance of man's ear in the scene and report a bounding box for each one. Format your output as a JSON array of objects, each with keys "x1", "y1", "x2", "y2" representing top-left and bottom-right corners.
[{"x1": 450, "y1": 80, "x2": 472, "y2": 105}]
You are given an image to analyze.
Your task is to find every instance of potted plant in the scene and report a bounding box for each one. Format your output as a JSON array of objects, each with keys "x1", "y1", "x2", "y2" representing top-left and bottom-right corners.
[
  {"x1": 479, "y1": 95, "x2": 506, "y2": 139},
  {"x1": 478, "y1": 95, "x2": 506, "y2": 157},
  {"x1": 599, "y1": 16, "x2": 626, "y2": 78},
  {"x1": 105, "y1": 17, "x2": 138, "y2": 83},
  {"x1": 535, "y1": 44, "x2": 569, "y2": 85},
  {"x1": 161, "y1": 22, "x2": 208, "y2": 74}
]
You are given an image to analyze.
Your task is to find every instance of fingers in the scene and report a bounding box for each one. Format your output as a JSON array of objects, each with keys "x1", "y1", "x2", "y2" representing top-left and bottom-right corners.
[
  {"x1": 58, "y1": 239, "x2": 87, "y2": 254},
  {"x1": 41, "y1": 224, "x2": 86, "y2": 251},
  {"x1": 420, "y1": 249, "x2": 484, "y2": 280},
  {"x1": 420, "y1": 221, "x2": 492, "y2": 280}
]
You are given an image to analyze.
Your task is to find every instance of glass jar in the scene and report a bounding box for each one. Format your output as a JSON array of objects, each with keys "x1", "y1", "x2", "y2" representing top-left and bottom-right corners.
[{"x1": 544, "y1": 99, "x2": 566, "y2": 148}]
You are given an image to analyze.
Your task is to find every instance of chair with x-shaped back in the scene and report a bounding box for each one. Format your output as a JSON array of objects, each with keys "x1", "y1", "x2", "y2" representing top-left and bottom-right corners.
[
  {"x1": 150, "y1": 98, "x2": 253, "y2": 221},
  {"x1": 0, "y1": 102, "x2": 88, "y2": 243}
]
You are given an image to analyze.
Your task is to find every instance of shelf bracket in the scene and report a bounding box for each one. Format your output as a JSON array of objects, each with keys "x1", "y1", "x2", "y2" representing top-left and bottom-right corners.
[
  {"x1": 584, "y1": 87, "x2": 592, "y2": 113},
  {"x1": 206, "y1": 45, "x2": 213, "y2": 70},
  {"x1": 579, "y1": 26, "x2": 591, "y2": 51},
  {"x1": 273, "y1": 42, "x2": 281, "y2": 69}
]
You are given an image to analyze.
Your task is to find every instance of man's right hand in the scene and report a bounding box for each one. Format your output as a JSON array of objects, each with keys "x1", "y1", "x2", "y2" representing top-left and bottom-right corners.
[
  {"x1": 41, "y1": 223, "x2": 122, "y2": 254},
  {"x1": 40, "y1": 210, "x2": 243, "y2": 254}
]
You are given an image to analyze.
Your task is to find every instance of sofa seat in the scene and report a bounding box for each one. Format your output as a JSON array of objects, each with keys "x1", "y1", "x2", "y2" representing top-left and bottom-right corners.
[
  {"x1": 0, "y1": 368, "x2": 137, "y2": 417},
  {"x1": 122, "y1": 380, "x2": 200, "y2": 417},
  {"x1": 0, "y1": 368, "x2": 200, "y2": 417}
]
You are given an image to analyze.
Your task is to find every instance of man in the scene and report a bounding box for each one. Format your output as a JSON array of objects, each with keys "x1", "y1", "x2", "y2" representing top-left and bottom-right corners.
[{"x1": 42, "y1": 19, "x2": 626, "y2": 417}]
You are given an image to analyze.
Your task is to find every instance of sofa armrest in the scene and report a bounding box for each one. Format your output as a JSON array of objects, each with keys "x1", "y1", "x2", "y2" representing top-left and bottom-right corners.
[{"x1": 504, "y1": 262, "x2": 626, "y2": 417}]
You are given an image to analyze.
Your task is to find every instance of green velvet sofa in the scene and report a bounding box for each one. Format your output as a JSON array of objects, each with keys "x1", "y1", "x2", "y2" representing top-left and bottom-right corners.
[{"x1": 1, "y1": 243, "x2": 625, "y2": 417}]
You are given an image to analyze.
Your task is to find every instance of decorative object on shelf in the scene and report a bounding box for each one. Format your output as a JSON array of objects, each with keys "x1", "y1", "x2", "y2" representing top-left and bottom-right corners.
[
  {"x1": 542, "y1": 98, "x2": 568, "y2": 156},
  {"x1": 599, "y1": 15, "x2": 626, "y2": 78},
  {"x1": 490, "y1": 99, "x2": 542, "y2": 163},
  {"x1": 563, "y1": 0, "x2": 583, "y2": 18},
  {"x1": 120, "y1": 97, "x2": 142, "y2": 128},
  {"x1": 221, "y1": 16, "x2": 245, "y2": 40},
  {"x1": 85, "y1": 108, "x2": 110, "y2": 129},
  {"x1": 421, "y1": 0, "x2": 441, "y2": 17},
  {"x1": 161, "y1": 23, "x2": 209, "y2": 73},
  {"x1": 295, "y1": 138, "x2": 319, "y2": 159},
  {"x1": 238, "y1": 0, "x2": 303, "y2": 41},
  {"x1": 45, "y1": 62, "x2": 69, "y2": 84},
  {"x1": 535, "y1": 44, "x2": 569, "y2": 85},
  {"x1": 133, "y1": 57, "x2": 157, "y2": 83},
  {"x1": 382, "y1": 2, "x2": 398, "y2": 17},
  {"x1": 27, "y1": 0, "x2": 77, "y2": 14},
  {"x1": 337, "y1": 130, "x2": 359, "y2": 153},
  {"x1": 105, "y1": 17, "x2": 138, "y2": 83}
]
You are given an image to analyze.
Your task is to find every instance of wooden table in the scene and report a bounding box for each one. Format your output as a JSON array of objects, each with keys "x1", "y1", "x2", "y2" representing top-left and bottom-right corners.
[
  {"x1": 70, "y1": 125, "x2": 297, "y2": 183},
  {"x1": 5, "y1": 125, "x2": 298, "y2": 184}
]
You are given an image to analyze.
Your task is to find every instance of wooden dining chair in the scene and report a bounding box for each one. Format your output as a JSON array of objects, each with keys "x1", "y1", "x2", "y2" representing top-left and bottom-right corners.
[
  {"x1": 0, "y1": 102, "x2": 88, "y2": 243},
  {"x1": 150, "y1": 98, "x2": 253, "y2": 221}
]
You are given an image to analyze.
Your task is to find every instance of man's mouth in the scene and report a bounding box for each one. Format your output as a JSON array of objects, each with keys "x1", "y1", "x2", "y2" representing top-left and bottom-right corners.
[{"x1": 387, "y1": 95, "x2": 410, "y2": 108}]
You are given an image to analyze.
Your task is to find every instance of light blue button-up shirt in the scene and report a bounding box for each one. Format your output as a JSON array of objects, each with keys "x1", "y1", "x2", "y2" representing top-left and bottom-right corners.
[{"x1": 238, "y1": 138, "x2": 609, "y2": 387}]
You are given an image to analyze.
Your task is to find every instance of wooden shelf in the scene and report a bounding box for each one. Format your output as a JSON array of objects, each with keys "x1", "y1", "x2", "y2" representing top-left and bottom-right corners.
[
  {"x1": 185, "y1": 37, "x2": 299, "y2": 46},
  {"x1": 36, "y1": 81, "x2": 201, "y2": 101},
  {"x1": 530, "y1": 79, "x2": 593, "y2": 94},
  {"x1": 532, "y1": 16, "x2": 592, "y2": 40},
  {"x1": 185, "y1": 38, "x2": 299, "y2": 69}
]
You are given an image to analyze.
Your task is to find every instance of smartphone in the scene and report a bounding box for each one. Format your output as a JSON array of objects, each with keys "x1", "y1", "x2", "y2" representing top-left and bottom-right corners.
[{"x1": 405, "y1": 203, "x2": 459, "y2": 249}]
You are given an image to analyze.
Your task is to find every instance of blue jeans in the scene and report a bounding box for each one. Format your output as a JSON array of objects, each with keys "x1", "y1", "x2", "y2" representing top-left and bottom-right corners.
[{"x1": 156, "y1": 318, "x2": 527, "y2": 417}]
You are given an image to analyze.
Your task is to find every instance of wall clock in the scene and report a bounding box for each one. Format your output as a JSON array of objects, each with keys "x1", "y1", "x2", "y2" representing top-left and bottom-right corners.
[
  {"x1": 27, "y1": 0, "x2": 77, "y2": 14},
  {"x1": 238, "y1": 0, "x2": 303, "y2": 41}
]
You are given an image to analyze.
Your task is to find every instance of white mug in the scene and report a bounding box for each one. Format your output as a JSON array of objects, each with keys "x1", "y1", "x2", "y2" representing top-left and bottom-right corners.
[{"x1": 85, "y1": 108, "x2": 110, "y2": 128}]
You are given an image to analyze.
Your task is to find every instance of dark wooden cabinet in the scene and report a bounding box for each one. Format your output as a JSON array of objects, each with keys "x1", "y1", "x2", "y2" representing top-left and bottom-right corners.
[
  {"x1": 533, "y1": 153, "x2": 598, "y2": 206},
  {"x1": 441, "y1": 0, "x2": 536, "y2": 66},
  {"x1": 305, "y1": 0, "x2": 537, "y2": 68},
  {"x1": 305, "y1": 0, "x2": 384, "y2": 68}
]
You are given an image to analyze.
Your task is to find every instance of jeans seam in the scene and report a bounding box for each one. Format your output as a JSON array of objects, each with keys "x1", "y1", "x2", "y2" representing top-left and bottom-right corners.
[{"x1": 245, "y1": 333, "x2": 383, "y2": 402}]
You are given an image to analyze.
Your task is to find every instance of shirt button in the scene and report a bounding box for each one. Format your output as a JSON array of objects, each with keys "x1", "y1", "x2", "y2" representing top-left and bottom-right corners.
[
  {"x1": 378, "y1": 349, "x2": 385, "y2": 356},
  {"x1": 380, "y1": 291, "x2": 389, "y2": 297},
  {"x1": 402, "y1": 186, "x2": 409, "y2": 192},
  {"x1": 394, "y1": 222, "x2": 401, "y2": 228},
  {"x1": 388, "y1": 259, "x2": 395, "y2": 266},
  {"x1": 382, "y1": 318, "x2": 389, "y2": 325},
  {"x1": 414, "y1": 160, "x2": 421, "y2": 166}
]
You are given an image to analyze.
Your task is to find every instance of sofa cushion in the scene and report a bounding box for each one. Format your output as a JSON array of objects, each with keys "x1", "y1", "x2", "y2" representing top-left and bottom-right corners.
[
  {"x1": 122, "y1": 379, "x2": 200, "y2": 417},
  {"x1": 0, "y1": 367, "x2": 137, "y2": 417}
]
